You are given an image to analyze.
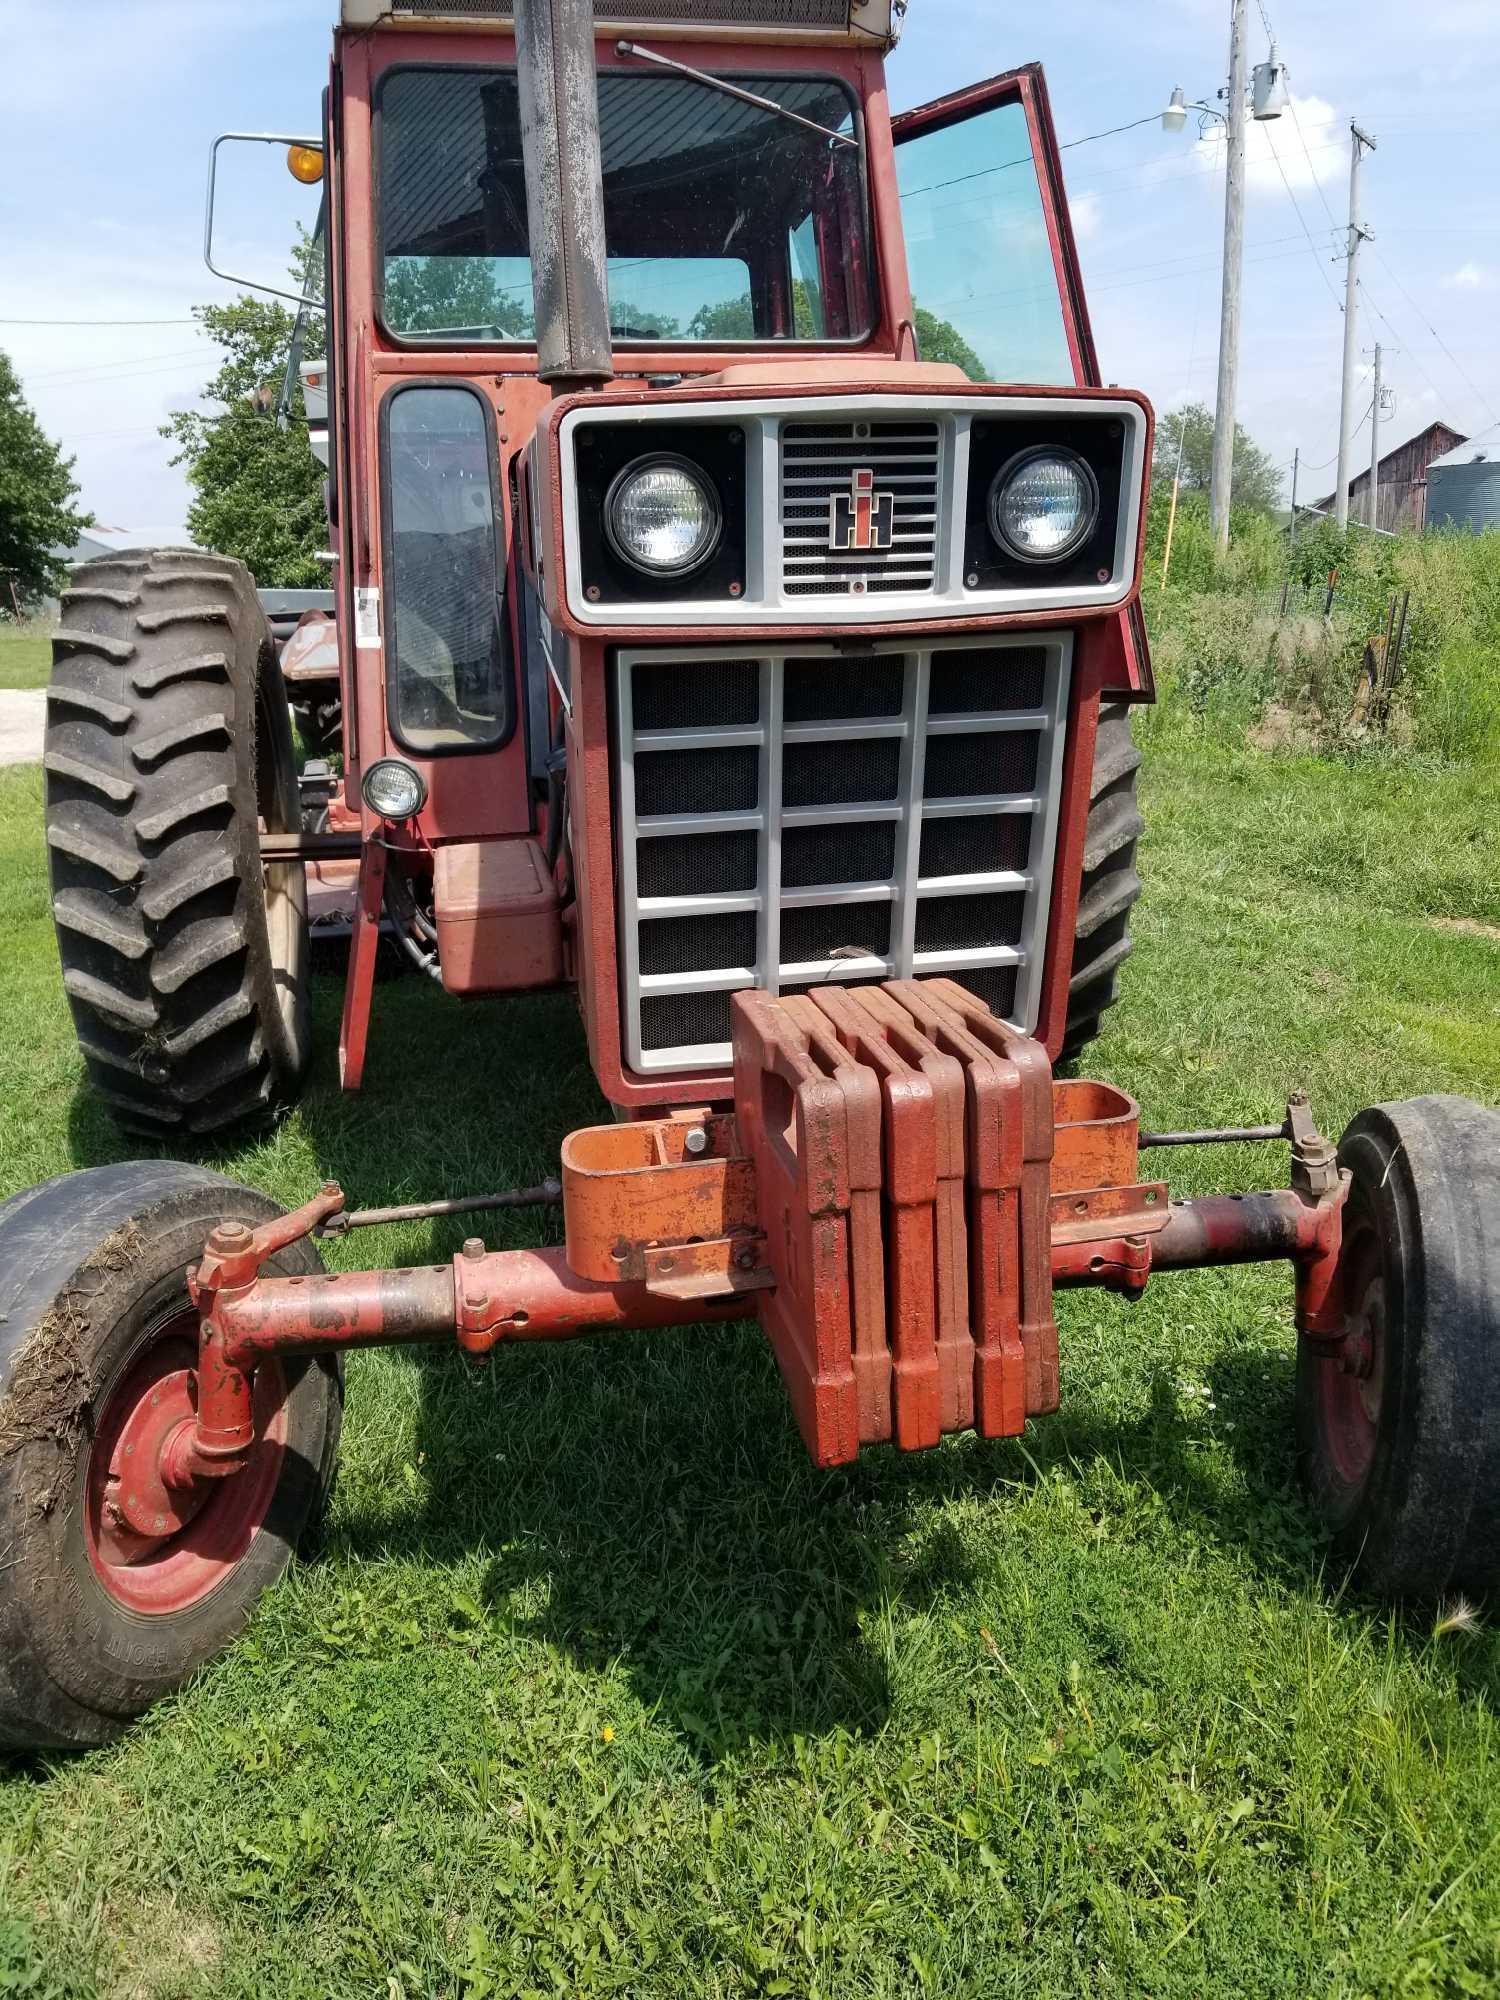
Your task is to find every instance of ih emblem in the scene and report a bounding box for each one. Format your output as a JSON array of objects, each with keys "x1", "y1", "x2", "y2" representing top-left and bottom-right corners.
[{"x1": 829, "y1": 467, "x2": 895, "y2": 554}]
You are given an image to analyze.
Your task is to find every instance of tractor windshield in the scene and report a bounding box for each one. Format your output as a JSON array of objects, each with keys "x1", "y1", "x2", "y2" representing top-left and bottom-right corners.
[{"x1": 377, "y1": 66, "x2": 874, "y2": 345}]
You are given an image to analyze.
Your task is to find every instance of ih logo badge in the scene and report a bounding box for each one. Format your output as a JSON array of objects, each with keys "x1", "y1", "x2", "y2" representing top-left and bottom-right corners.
[{"x1": 830, "y1": 468, "x2": 895, "y2": 555}]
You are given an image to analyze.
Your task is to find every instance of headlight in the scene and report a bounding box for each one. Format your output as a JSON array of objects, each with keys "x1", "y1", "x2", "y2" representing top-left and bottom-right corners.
[
  {"x1": 605, "y1": 456, "x2": 722, "y2": 577},
  {"x1": 988, "y1": 448, "x2": 1100, "y2": 563},
  {"x1": 362, "y1": 757, "x2": 427, "y2": 820}
]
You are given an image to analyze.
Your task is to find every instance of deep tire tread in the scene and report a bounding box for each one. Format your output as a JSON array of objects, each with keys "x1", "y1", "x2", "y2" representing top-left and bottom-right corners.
[
  {"x1": 45, "y1": 548, "x2": 310, "y2": 1137},
  {"x1": 1061, "y1": 702, "x2": 1144, "y2": 1064}
]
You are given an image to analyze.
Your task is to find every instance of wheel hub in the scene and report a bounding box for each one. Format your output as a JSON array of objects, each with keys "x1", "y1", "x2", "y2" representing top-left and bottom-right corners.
[
  {"x1": 1319, "y1": 1225, "x2": 1385, "y2": 1485},
  {"x1": 96, "y1": 1368, "x2": 212, "y2": 1557},
  {"x1": 85, "y1": 1311, "x2": 290, "y2": 1615}
]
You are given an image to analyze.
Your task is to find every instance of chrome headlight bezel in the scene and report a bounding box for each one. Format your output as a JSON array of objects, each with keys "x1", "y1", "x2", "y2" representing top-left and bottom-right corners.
[
  {"x1": 361, "y1": 756, "x2": 428, "y2": 821},
  {"x1": 986, "y1": 446, "x2": 1102, "y2": 566},
  {"x1": 603, "y1": 454, "x2": 724, "y2": 578}
]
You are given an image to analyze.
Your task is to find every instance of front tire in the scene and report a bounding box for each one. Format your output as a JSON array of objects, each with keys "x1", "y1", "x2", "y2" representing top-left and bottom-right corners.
[
  {"x1": 45, "y1": 548, "x2": 311, "y2": 1137},
  {"x1": 1061, "y1": 701, "x2": 1145, "y2": 1065},
  {"x1": 1296, "y1": 1095, "x2": 1500, "y2": 1597},
  {"x1": 0, "y1": 1162, "x2": 341, "y2": 1750}
]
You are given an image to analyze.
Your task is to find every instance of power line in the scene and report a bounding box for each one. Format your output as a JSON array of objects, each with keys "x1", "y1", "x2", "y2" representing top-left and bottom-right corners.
[
  {"x1": 0, "y1": 314, "x2": 200, "y2": 326},
  {"x1": 1285, "y1": 95, "x2": 1342, "y2": 234},
  {"x1": 1370, "y1": 244, "x2": 1500, "y2": 427},
  {"x1": 1260, "y1": 117, "x2": 1344, "y2": 311}
]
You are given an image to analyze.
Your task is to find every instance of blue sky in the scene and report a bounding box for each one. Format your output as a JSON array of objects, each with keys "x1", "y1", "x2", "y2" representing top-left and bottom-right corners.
[{"x1": 3, "y1": 0, "x2": 1496, "y2": 537}]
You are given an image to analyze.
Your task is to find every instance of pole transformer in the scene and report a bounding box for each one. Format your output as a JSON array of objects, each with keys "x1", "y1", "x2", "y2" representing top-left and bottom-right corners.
[
  {"x1": 1334, "y1": 123, "x2": 1376, "y2": 530},
  {"x1": 1209, "y1": 0, "x2": 1248, "y2": 550}
]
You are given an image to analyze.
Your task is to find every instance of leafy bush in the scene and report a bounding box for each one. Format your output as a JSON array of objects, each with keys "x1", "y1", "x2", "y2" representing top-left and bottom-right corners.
[{"x1": 1143, "y1": 495, "x2": 1500, "y2": 768}]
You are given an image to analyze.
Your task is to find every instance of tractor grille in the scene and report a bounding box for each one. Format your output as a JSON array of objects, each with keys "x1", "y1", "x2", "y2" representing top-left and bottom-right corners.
[
  {"x1": 780, "y1": 422, "x2": 942, "y2": 599},
  {"x1": 615, "y1": 638, "x2": 1072, "y2": 1072}
]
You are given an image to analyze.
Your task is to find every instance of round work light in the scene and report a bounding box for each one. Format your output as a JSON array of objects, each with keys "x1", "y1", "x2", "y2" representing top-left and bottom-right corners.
[
  {"x1": 361, "y1": 758, "x2": 427, "y2": 821},
  {"x1": 604, "y1": 456, "x2": 722, "y2": 577},
  {"x1": 987, "y1": 448, "x2": 1101, "y2": 564}
]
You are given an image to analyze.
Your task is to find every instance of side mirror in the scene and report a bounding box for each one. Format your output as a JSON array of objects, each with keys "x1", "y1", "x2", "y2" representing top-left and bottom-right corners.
[{"x1": 204, "y1": 132, "x2": 327, "y2": 308}]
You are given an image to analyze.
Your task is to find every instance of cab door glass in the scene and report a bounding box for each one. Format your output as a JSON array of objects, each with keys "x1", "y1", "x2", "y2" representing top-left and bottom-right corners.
[
  {"x1": 895, "y1": 98, "x2": 1075, "y2": 386},
  {"x1": 383, "y1": 385, "x2": 507, "y2": 755}
]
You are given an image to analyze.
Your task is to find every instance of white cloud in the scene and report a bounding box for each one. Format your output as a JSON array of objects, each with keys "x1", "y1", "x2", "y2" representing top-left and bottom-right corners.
[
  {"x1": 1193, "y1": 93, "x2": 1346, "y2": 202},
  {"x1": 1445, "y1": 261, "x2": 1496, "y2": 291},
  {"x1": 1070, "y1": 192, "x2": 1102, "y2": 240}
]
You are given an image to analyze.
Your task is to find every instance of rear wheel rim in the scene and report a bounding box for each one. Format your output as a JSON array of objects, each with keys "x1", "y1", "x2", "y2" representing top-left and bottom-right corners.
[
  {"x1": 1317, "y1": 1199, "x2": 1385, "y2": 1489},
  {"x1": 84, "y1": 1306, "x2": 289, "y2": 1615}
]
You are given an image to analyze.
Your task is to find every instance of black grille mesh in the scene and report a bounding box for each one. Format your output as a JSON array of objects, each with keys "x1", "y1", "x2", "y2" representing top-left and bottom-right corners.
[
  {"x1": 633, "y1": 660, "x2": 758, "y2": 732},
  {"x1": 780, "y1": 902, "x2": 892, "y2": 965},
  {"x1": 929, "y1": 648, "x2": 1048, "y2": 716},
  {"x1": 924, "y1": 732, "x2": 1040, "y2": 800},
  {"x1": 914, "y1": 892, "x2": 1025, "y2": 955},
  {"x1": 784, "y1": 737, "x2": 901, "y2": 808},
  {"x1": 781, "y1": 819, "x2": 896, "y2": 889},
  {"x1": 639, "y1": 911, "x2": 757, "y2": 978},
  {"x1": 620, "y1": 645, "x2": 1060, "y2": 1067},
  {"x1": 636, "y1": 744, "x2": 757, "y2": 817},
  {"x1": 640, "y1": 989, "x2": 736, "y2": 1054},
  {"x1": 783, "y1": 658, "x2": 904, "y2": 723},
  {"x1": 932, "y1": 966, "x2": 1019, "y2": 1020},
  {"x1": 637, "y1": 830, "x2": 758, "y2": 899},
  {"x1": 919, "y1": 814, "x2": 1031, "y2": 880}
]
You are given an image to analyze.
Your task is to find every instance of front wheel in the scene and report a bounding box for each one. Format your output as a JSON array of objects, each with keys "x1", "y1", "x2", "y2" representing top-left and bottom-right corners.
[
  {"x1": 0, "y1": 1163, "x2": 341, "y2": 1751},
  {"x1": 1296, "y1": 1095, "x2": 1500, "y2": 1598}
]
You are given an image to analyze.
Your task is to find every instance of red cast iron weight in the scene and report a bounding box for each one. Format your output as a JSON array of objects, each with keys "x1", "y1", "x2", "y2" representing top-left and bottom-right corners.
[
  {"x1": 883, "y1": 982, "x2": 1029, "y2": 1435},
  {"x1": 848, "y1": 984, "x2": 977, "y2": 1433},
  {"x1": 730, "y1": 992, "x2": 865, "y2": 1468},
  {"x1": 779, "y1": 994, "x2": 892, "y2": 1446}
]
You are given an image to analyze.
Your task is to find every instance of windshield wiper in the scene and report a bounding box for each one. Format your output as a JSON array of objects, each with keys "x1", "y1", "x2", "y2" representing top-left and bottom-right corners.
[{"x1": 613, "y1": 41, "x2": 858, "y2": 149}]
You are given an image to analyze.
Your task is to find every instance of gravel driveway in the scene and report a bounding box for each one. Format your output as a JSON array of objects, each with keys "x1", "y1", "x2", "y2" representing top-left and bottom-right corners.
[{"x1": 0, "y1": 689, "x2": 45, "y2": 767}]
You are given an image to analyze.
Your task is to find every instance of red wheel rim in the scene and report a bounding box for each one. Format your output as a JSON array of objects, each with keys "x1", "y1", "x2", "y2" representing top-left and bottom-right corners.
[
  {"x1": 1316, "y1": 1201, "x2": 1385, "y2": 1488},
  {"x1": 84, "y1": 1307, "x2": 289, "y2": 1615}
]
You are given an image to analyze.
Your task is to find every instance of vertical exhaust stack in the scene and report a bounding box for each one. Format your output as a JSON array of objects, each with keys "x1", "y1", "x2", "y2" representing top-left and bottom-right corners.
[{"x1": 514, "y1": 0, "x2": 614, "y2": 390}]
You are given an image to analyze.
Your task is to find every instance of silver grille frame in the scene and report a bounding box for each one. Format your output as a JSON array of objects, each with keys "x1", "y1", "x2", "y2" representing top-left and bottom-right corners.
[
  {"x1": 615, "y1": 634, "x2": 1073, "y2": 1074},
  {"x1": 558, "y1": 392, "x2": 1149, "y2": 629}
]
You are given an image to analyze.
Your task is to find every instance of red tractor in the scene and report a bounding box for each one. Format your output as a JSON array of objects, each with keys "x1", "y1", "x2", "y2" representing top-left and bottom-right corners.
[{"x1": 4, "y1": 0, "x2": 1496, "y2": 1750}]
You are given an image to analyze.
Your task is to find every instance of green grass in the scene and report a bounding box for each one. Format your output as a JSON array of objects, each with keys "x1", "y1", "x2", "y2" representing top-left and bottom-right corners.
[
  {"x1": 2, "y1": 724, "x2": 1499, "y2": 1999},
  {"x1": 0, "y1": 626, "x2": 52, "y2": 690}
]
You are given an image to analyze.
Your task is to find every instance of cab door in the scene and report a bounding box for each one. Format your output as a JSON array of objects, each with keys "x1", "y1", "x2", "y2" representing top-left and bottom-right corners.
[
  {"x1": 893, "y1": 65, "x2": 1151, "y2": 696},
  {"x1": 891, "y1": 64, "x2": 1097, "y2": 388}
]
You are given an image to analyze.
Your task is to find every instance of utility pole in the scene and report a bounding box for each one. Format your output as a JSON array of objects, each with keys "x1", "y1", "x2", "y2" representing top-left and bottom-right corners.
[
  {"x1": 1334, "y1": 122, "x2": 1376, "y2": 528},
  {"x1": 1209, "y1": 0, "x2": 1249, "y2": 550},
  {"x1": 1367, "y1": 343, "x2": 1383, "y2": 530},
  {"x1": 1289, "y1": 447, "x2": 1300, "y2": 545}
]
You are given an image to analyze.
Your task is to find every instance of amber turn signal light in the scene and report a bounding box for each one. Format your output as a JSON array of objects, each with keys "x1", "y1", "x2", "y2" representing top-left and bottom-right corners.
[{"x1": 286, "y1": 144, "x2": 325, "y2": 185}]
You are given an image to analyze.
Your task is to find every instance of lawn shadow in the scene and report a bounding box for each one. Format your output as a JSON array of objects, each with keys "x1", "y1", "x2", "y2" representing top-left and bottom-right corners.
[{"x1": 49, "y1": 962, "x2": 1499, "y2": 1756}]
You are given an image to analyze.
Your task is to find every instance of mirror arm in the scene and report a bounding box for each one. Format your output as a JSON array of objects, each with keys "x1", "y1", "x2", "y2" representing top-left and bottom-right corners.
[{"x1": 204, "y1": 132, "x2": 328, "y2": 310}]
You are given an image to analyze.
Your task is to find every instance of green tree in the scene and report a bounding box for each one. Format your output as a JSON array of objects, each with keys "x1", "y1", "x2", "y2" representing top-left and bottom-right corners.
[
  {"x1": 163, "y1": 232, "x2": 328, "y2": 588},
  {"x1": 912, "y1": 305, "x2": 986, "y2": 383},
  {"x1": 0, "y1": 351, "x2": 92, "y2": 608},
  {"x1": 1152, "y1": 400, "x2": 1284, "y2": 515}
]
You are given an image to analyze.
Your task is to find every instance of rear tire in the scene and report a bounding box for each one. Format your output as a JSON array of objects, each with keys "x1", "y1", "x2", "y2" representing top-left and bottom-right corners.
[
  {"x1": 0, "y1": 1162, "x2": 342, "y2": 1751},
  {"x1": 45, "y1": 548, "x2": 311, "y2": 1137},
  {"x1": 1061, "y1": 701, "x2": 1144, "y2": 1065},
  {"x1": 1296, "y1": 1096, "x2": 1500, "y2": 1598}
]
